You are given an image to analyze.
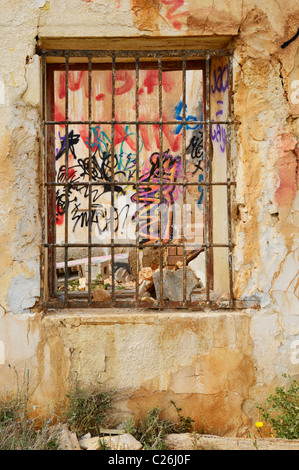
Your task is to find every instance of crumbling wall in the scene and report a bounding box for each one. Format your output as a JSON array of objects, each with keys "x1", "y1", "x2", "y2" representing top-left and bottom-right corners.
[{"x1": 0, "y1": 0, "x2": 298, "y2": 436}]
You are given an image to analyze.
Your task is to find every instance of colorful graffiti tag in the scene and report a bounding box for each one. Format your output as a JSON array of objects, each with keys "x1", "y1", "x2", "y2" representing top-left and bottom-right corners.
[{"x1": 54, "y1": 67, "x2": 204, "y2": 243}]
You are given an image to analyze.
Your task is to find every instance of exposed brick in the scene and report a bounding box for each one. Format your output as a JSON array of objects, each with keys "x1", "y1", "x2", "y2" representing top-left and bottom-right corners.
[{"x1": 167, "y1": 255, "x2": 184, "y2": 265}]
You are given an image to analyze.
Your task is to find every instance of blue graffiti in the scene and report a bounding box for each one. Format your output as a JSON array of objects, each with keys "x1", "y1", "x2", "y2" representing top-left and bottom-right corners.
[{"x1": 174, "y1": 100, "x2": 200, "y2": 135}]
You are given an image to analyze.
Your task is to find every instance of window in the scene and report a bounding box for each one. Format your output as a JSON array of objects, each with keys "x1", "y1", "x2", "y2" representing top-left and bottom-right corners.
[{"x1": 41, "y1": 48, "x2": 236, "y2": 309}]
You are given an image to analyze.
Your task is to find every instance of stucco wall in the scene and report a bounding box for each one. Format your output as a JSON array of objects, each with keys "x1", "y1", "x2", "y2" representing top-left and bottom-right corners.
[{"x1": 0, "y1": 0, "x2": 298, "y2": 436}]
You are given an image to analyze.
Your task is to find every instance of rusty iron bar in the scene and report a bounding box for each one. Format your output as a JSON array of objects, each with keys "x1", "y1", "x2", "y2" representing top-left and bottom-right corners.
[
  {"x1": 204, "y1": 55, "x2": 211, "y2": 306},
  {"x1": 39, "y1": 49, "x2": 233, "y2": 58},
  {"x1": 46, "y1": 242, "x2": 233, "y2": 248},
  {"x1": 158, "y1": 57, "x2": 163, "y2": 309},
  {"x1": 46, "y1": 298, "x2": 258, "y2": 310},
  {"x1": 64, "y1": 54, "x2": 70, "y2": 307},
  {"x1": 41, "y1": 53, "x2": 46, "y2": 307},
  {"x1": 135, "y1": 57, "x2": 140, "y2": 307},
  {"x1": 111, "y1": 54, "x2": 116, "y2": 305},
  {"x1": 87, "y1": 55, "x2": 93, "y2": 305},
  {"x1": 182, "y1": 55, "x2": 187, "y2": 307},
  {"x1": 227, "y1": 54, "x2": 234, "y2": 308},
  {"x1": 46, "y1": 181, "x2": 236, "y2": 187},
  {"x1": 44, "y1": 119, "x2": 237, "y2": 126}
]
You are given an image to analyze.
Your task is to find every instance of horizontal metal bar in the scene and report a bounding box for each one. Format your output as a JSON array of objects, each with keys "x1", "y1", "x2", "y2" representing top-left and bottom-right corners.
[
  {"x1": 46, "y1": 181, "x2": 236, "y2": 187},
  {"x1": 44, "y1": 119, "x2": 239, "y2": 126},
  {"x1": 40, "y1": 49, "x2": 233, "y2": 58},
  {"x1": 45, "y1": 243, "x2": 234, "y2": 248}
]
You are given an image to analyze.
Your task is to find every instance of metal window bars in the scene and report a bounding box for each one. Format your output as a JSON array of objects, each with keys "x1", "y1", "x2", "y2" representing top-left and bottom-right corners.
[{"x1": 40, "y1": 48, "x2": 246, "y2": 311}]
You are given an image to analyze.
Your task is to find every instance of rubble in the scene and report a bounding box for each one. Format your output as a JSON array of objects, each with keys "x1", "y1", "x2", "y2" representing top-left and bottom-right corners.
[
  {"x1": 79, "y1": 433, "x2": 143, "y2": 450},
  {"x1": 93, "y1": 288, "x2": 111, "y2": 302},
  {"x1": 50, "y1": 423, "x2": 81, "y2": 451},
  {"x1": 164, "y1": 433, "x2": 299, "y2": 451},
  {"x1": 188, "y1": 251, "x2": 206, "y2": 287},
  {"x1": 153, "y1": 267, "x2": 203, "y2": 302},
  {"x1": 138, "y1": 267, "x2": 154, "y2": 284},
  {"x1": 115, "y1": 267, "x2": 130, "y2": 283}
]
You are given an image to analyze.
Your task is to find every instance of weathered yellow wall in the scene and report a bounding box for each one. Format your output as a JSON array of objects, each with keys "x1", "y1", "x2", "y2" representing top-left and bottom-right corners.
[{"x1": 0, "y1": 0, "x2": 298, "y2": 436}]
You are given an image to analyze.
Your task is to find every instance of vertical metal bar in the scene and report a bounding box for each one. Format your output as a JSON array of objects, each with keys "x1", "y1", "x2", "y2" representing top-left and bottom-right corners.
[
  {"x1": 227, "y1": 54, "x2": 234, "y2": 307},
  {"x1": 182, "y1": 55, "x2": 187, "y2": 307},
  {"x1": 111, "y1": 54, "x2": 116, "y2": 305},
  {"x1": 41, "y1": 53, "x2": 46, "y2": 306},
  {"x1": 64, "y1": 54, "x2": 70, "y2": 307},
  {"x1": 135, "y1": 56, "x2": 140, "y2": 307},
  {"x1": 46, "y1": 64, "x2": 56, "y2": 298},
  {"x1": 204, "y1": 55, "x2": 211, "y2": 305},
  {"x1": 158, "y1": 57, "x2": 163, "y2": 308},
  {"x1": 88, "y1": 55, "x2": 92, "y2": 305}
]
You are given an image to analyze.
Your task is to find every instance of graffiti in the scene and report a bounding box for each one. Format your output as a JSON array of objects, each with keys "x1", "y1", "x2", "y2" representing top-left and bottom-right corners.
[
  {"x1": 161, "y1": 0, "x2": 188, "y2": 30},
  {"x1": 57, "y1": 71, "x2": 89, "y2": 100},
  {"x1": 55, "y1": 127, "x2": 140, "y2": 230},
  {"x1": 211, "y1": 65, "x2": 228, "y2": 154},
  {"x1": 71, "y1": 201, "x2": 130, "y2": 235},
  {"x1": 211, "y1": 124, "x2": 226, "y2": 153},
  {"x1": 186, "y1": 129, "x2": 204, "y2": 173},
  {"x1": 281, "y1": 27, "x2": 299, "y2": 49},
  {"x1": 142, "y1": 70, "x2": 174, "y2": 95},
  {"x1": 211, "y1": 65, "x2": 229, "y2": 94},
  {"x1": 131, "y1": 150, "x2": 182, "y2": 242},
  {"x1": 174, "y1": 99, "x2": 200, "y2": 135},
  {"x1": 106, "y1": 70, "x2": 134, "y2": 96},
  {"x1": 186, "y1": 128, "x2": 204, "y2": 206},
  {"x1": 55, "y1": 130, "x2": 81, "y2": 161},
  {"x1": 53, "y1": 66, "x2": 204, "y2": 240}
]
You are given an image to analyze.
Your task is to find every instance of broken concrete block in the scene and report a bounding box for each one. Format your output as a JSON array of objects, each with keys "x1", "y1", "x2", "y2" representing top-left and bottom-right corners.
[
  {"x1": 153, "y1": 267, "x2": 202, "y2": 302},
  {"x1": 79, "y1": 436, "x2": 101, "y2": 450},
  {"x1": 191, "y1": 290, "x2": 220, "y2": 302},
  {"x1": 139, "y1": 267, "x2": 153, "y2": 284},
  {"x1": 79, "y1": 277, "x2": 86, "y2": 290},
  {"x1": 51, "y1": 423, "x2": 81, "y2": 450},
  {"x1": 139, "y1": 279, "x2": 154, "y2": 298},
  {"x1": 100, "y1": 260, "x2": 111, "y2": 280},
  {"x1": 99, "y1": 433, "x2": 143, "y2": 450},
  {"x1": 115, "y1": 267, "x2": 129, "y2": 283},
  {"x1": 93, "y1": 288, "x2": 111, "y2": 302},
  {"x1": 188, "y1": 251, "x2": 206, "y2": 287}
]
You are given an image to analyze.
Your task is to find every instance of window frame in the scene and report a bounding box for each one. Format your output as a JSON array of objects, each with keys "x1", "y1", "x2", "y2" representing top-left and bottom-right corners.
[{"x1": 41, "y1": 48, "x2": 238, "y2": 311}]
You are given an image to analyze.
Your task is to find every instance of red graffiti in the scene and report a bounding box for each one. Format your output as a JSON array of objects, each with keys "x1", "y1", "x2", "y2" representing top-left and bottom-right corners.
[
  {"x1": 56, "y1": 204, "x2": 64, "y2": 225},
  {"x1": 55, "y1": 104, "x2": 65, "y2": 126},
  {"x1": 57, "y1": 71, "x2": 89, "y2": 99},
  {"x1": 115, "y1": 122, "x2": 136, "y2": 150},
  {"x1": 154, "y1": 119, "x2": 182, "y2": 152},
  {"x1": 139, "y1": 118, "x2": 183, "y2": 152},
  {"x1": 96, "y1": 93, "x2": 105, "y2": 101},
  {"x1": 107, "y1": 70, "x2": 134, "y2": 96},
  {"x1": 161, "y1": 0, "x2": 188, "y2": 30},
  {"x1": 143, "y1": 70, "x2": 174, "y2": 95}
]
